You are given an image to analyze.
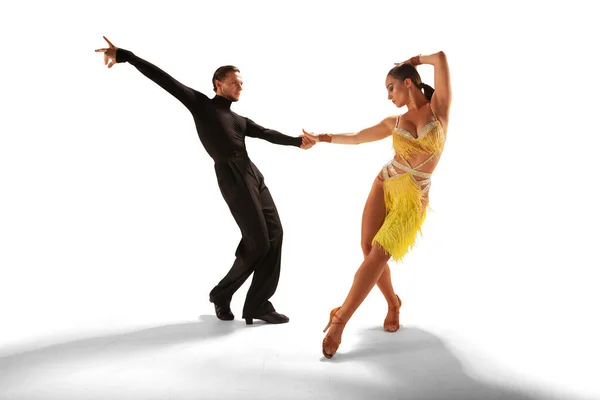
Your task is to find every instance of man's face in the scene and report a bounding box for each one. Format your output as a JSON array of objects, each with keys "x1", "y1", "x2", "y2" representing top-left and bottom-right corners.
[{"x1": 217, "y1": 71, "x2": 243, "y2": 102}]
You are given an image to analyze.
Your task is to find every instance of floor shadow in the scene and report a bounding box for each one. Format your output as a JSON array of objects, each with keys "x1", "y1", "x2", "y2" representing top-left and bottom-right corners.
[
  {"x1": 0, "y1": 321, "x2": 586, "y2": 400},
  {"x1": 312, "y1": 325, "x2": 572, "y2": 400},
  {"x1": 0, "y1": 315, "x2": 240, "y2": 375}
]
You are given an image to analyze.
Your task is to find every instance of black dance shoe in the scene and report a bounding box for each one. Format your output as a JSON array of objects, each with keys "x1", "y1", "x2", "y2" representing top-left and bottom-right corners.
[
  {"x1": 245, "y1": 311, "x2": 289, "y2": 325},
  {"x1": 214, "y1": 303, "x2": 234, "y2": 321}
]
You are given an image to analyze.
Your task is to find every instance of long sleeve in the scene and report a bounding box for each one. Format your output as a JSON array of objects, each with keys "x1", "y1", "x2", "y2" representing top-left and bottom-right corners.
[
  {"x1": 245, "y1": 118, "x2": 302, "y2": 147},
  {"x1": 116, "y1": 48, "x2": 205, "y2": 111}
]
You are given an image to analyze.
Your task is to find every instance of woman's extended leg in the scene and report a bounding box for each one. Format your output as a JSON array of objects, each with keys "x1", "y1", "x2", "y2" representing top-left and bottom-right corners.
[
  {"x1": 322, "y1": 245, "x2": 391, "y2": 358},
  {"x1": 323, "y1": 178, "x2": 393, "y2": 358},
  {"x1": 361, "y1": 177, "x2": 401, "y2": 330}
]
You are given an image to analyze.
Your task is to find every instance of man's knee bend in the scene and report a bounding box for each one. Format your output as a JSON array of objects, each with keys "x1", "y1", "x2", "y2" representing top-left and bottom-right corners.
[
  {"x1": 270, "y1": 227, "x2": 283, "y2": 244},
  {"x1": 249, "y1": 238, "x2": 271, "y2": 258}
]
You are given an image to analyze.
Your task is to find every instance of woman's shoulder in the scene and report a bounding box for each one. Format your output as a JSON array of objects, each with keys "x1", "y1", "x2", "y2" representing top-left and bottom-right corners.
[{"x1": 383, "y1": 114, "x2": 403, "y2": 128}]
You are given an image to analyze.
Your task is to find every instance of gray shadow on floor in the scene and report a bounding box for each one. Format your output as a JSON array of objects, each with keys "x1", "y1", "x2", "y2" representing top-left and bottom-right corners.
[
  {"x1": 310, "y1": 325, "x2": 581, "y2": 400},
  {"x1": 0, "y1": 315, "x2": 239, "y2": 383},
  {"x1": 0, "y1": 321, "x2": 589, "y2": 400}
]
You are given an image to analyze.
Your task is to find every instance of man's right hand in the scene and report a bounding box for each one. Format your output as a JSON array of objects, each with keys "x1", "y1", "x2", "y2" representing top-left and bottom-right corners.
[
  {"x1": 94, "y1": 36, "x2": 118, "y2": 68},
  {"x1": 301, "y1": 128, "x2": 319, "y2": 146},
  {"x1": 300, "y1": 132, "x2": 317, "y2": 150}
]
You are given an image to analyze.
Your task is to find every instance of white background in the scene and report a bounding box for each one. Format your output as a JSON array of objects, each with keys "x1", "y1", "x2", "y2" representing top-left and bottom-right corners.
[{"x1": 1, "y1": 1, "x2": 599, "y2": 399}]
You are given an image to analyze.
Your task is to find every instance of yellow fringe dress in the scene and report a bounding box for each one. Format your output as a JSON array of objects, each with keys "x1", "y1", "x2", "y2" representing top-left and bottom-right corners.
[{"x1": 372, "y1": 104, "x2": 446, "y2": 262}]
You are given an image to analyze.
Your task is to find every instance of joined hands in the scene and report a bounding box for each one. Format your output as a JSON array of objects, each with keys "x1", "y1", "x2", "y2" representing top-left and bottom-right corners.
[
  {"x1": 300, "y1": 129, "x2": 320, "y2": 149},
  {"x1": 300, "y1": 130, "x2": 318, "y2": 149}
]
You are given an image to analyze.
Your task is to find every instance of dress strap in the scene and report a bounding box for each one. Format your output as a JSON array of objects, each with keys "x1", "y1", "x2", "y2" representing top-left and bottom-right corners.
[
  {"x1": 429, "y1": 103, "x2": 438, "y2": 121},
  {"x1": 396, "y1": 153, "x2": 435, "y2": 172},
  {"x1": 391, "y1": 160, "x2": 432, "y2": 179},
  {"x1": 413, "y1": 154, "x2": 436, "y2": 170}
]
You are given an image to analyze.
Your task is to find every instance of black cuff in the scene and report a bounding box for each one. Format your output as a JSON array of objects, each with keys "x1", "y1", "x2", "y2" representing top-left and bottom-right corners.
[{"x1": 115, "y1": 48, "x2": 133, "y2": 63}]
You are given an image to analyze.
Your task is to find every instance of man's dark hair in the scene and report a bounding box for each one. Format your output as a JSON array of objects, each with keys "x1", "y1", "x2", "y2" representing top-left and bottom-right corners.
[{"x1": 212, "y1": 65, "x2": 240, "y2": 92}]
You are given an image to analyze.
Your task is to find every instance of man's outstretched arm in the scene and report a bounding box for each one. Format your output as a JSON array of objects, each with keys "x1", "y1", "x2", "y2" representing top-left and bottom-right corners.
[
  {"x1": 95, "y1": 36, "x2": 206, "y2": 110},
  {"x1": 245, "y1": 118, "x2": 306, "y2": 147}
]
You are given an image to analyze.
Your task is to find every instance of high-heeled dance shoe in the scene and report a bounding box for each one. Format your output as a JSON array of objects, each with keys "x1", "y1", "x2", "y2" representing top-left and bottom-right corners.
[
  {"x1": 384, "y1": 294, "x2": 402, "y2": 332},
  {"x1": 322, "y1": 307, "x2": 346, "y2": 359}
]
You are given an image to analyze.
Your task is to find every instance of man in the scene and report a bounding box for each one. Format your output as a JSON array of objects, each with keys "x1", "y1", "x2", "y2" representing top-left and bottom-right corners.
[{"x1": 95, "y1": 36, "x2": 314, "y2": 325}]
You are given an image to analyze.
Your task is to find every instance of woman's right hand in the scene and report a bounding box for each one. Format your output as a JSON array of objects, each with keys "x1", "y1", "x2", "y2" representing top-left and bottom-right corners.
[{"x1": 301, "y1": 128, "x2": 319, "y2": 143}]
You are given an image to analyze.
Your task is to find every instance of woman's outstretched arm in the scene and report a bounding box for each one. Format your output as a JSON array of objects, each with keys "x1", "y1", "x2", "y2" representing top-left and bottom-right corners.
[{"x1": 304, "y1": 116, "x2": 397, "y2": 145}]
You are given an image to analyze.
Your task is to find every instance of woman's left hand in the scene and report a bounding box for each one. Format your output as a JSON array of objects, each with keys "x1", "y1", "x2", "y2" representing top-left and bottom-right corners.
[{"x1": 394, "y1": 55, "x2": 421, "y2": 67}]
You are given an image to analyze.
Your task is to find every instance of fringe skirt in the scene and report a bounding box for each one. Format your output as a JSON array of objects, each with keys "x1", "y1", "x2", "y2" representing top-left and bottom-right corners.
[{"x1": 372, "y1": 173, "x2": 428, "y2": 262}]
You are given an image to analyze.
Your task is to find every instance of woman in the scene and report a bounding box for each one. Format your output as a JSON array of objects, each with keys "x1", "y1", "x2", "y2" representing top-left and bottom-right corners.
[{"x1": 303, "y1": 51, "x2": 451, "y2": 359}]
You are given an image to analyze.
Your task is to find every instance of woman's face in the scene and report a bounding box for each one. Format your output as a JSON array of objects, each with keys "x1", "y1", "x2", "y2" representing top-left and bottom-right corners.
[{"x1": 385, "y1": 75, "x2": 408, "y2": 108}]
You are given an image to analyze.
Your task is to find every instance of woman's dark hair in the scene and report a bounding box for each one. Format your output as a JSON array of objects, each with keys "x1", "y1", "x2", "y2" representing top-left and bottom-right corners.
[
  {"x1": 388, "y1": 64, "x2": 434, "y2": 101},
  {"x1": 212, "y1": 65, "x2": 240, "y2": 92}
]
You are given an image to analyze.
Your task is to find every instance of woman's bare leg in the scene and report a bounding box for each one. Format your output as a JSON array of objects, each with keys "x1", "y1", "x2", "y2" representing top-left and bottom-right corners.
[
  {"x1": 361, "y1": 177, "x2": 400, "y2": 309},
  {"x1": 323, "y1": 178, "x2": 394, "y2": 356},
  {"x1": 323, "y1": 246, "x2": 391, "y2": 356}
]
